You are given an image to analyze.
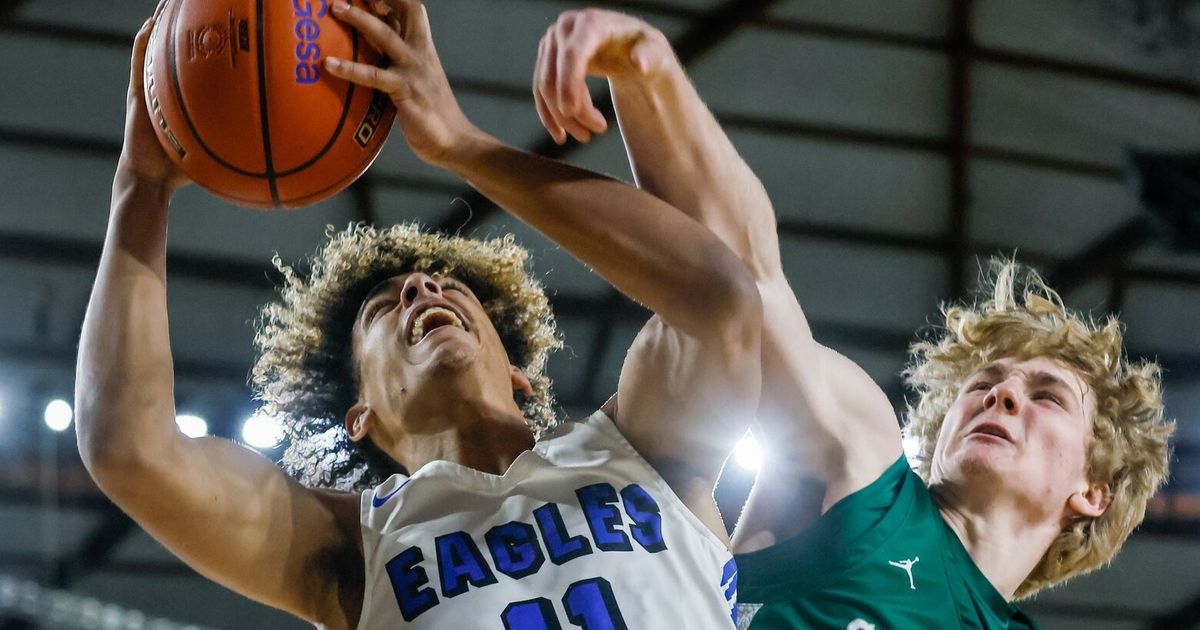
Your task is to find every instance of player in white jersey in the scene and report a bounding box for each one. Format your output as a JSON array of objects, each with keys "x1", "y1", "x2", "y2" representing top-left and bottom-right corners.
[
  {"x1": 358, "y1": 411, "x2": 738, "y2": 627},
  {"x1": 75, "y1": 1, "x2": 758, "y2": 628}
]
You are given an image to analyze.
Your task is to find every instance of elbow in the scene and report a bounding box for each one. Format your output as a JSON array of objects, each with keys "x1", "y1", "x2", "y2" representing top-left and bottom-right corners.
[
  {"x1": 76, "y1": 414, "x2": 132, "y2": 480},
  {"x1": 75, "y1": 410, "x2": 158, "y2": 485},
  {"x1": 703, "y1": 253, "x2": 762, "y2": 335}
]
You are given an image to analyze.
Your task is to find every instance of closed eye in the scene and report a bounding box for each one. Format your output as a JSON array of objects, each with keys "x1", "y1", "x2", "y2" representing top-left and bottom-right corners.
[
  {"x1": 1033, "y1": 391, "x2": 1065, "y2": 407},
  {"x1": 440, "y1": 278, "x2": 471, "y2": 295},
  {"x1": 364, "y1": 299, "x2": 396, "y2": 325},
  {"x1": 969, "y1": 381, "x2": 993, "y2": 392}
]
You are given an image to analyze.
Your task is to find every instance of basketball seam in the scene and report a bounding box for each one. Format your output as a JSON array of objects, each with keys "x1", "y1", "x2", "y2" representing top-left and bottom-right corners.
[
  {"x1": 166, "y1": 0, "x2": 269, "y2": 179},
  {"x1": 274, "y1": 26, "x2": 360, "y2": 177},
  {"x1": 276, "y1": 116, "x2": 392, "y2": 206},
  {"x1": 255, "y1": 0, "x2": 281, "y2": 207}
]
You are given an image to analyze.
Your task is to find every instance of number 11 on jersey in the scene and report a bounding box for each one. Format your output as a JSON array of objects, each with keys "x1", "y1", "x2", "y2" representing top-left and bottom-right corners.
[{"x1": 501, "y1": 577, "x2": 628, "y2": 629}]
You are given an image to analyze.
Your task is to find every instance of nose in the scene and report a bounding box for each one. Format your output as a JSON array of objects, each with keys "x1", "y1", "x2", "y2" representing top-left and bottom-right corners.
[
  {"x1": 983, "y1": 384, "x2": 1020, "y2": 415},
  {"x1": 400, "y1": 273, "x2": 442, "y2": 307}
]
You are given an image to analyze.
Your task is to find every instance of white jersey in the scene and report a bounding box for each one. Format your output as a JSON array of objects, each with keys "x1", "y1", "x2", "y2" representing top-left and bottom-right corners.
[{"x1": 358, "y1": 411, "x2": 738, "y2": 629}]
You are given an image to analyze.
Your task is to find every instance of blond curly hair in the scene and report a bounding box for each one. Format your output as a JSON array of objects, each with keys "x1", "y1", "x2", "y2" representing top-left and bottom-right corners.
[
  {"x1": 251, "y1": 223, "x2": 561, "y2": 491},
  {"x1": 904, "y1": 260, "x2": 1174, "y2": 599}
]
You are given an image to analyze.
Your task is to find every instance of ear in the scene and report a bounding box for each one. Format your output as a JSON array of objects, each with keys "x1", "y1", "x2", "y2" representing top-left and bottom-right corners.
[
  {"x1": 344, "y1": 402, "x2": 374, "y2": 443},
  {"x1": 510, "y1": 365, "x2": 534, "y2": 398},
  {"x1": 1068, "y1": 481, "x2": 1111, "y2": 519}
]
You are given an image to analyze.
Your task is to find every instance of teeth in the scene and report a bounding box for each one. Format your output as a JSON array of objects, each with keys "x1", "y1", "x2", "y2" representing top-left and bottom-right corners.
[{"x1": 409, "y1": 307, "x2": 463, "y2": 345}]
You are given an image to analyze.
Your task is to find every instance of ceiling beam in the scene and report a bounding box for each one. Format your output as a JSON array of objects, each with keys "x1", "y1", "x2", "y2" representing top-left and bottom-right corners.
[
  {"x1": 4, "y1": 221, "x2": 1197, "y2": 293},
  {"x1": 1, "y1": 4, "x2": 1191, "y2": 99},
  {"x1": 0, "y1": 230, "x2": 280, "y2": 291},
  {"x1": 1150, "y1": 591, "x2": 1200, "y2": 629},
  {"x1": 0, "y1": 552, "x2": 195, "y2": 578},
  {"x1": 751, "y1": 15, "x2": 1199, "y2": 100},
  {"x1": 0, "y1": 339, "x2": 249, "y2": 383},
  {"x1": 53, "y1": 506, "x2": 136, "y2": 588},
  {"x1": 0, "y1": 1, "x2": 30, "y2": 24},
  {"x1": 1046, "y1": 216, "x2": 1159, "y2": 294},
  {"x1": 0, "y1": 113, "x2": 1127, "y2": 186},
  {"x1": 946, "y1": 0, "x2": 974, "y2": 300}
]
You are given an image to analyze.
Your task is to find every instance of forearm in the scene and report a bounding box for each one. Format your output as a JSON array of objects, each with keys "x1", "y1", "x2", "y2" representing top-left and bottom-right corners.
[
  {"x1": 76, "y1": 172, "x2": 181, "y2": 471},
  {"x1": 610, "y1": 62, "x2": 781, "y2": 280},
  {"x1": 436, "y1": 130, "x2": 758, "y2": 335}
]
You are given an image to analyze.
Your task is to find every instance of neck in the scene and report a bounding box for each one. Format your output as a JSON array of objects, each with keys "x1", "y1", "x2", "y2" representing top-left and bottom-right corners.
[
  {"x1": 930, "y1": 481, "x2": 1062, "y2": 600},
  {"x1": 377, "y1": 380, "x2": 534, "y2": 475}
]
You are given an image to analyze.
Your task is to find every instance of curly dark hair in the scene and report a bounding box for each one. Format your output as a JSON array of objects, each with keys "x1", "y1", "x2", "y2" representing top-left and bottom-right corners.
[{"x1": 251, "y1": 223, "x2": 561, "y2": 490}]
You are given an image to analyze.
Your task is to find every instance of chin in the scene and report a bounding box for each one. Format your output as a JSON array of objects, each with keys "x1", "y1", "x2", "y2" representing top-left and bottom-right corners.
[
  {"x1": 947, "y1": 446, "x2": 1013, "y2": 482},
  {"x1": 425, "y1": 341, "x2": 478, "y2": 372}
]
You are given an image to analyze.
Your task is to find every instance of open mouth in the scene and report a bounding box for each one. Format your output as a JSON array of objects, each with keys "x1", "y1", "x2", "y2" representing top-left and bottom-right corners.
[
  {"x1": 407, "y1": 305, "x2": 467, "y2": 346},
  {"x1": 969, "y1": 422, "x2": 1012, "y2": 443}
]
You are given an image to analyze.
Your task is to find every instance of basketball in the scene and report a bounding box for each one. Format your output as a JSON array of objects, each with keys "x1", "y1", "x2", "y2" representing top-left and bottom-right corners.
[{"x1": 144, "y1": 0, "x2": 395, "y2": 209}]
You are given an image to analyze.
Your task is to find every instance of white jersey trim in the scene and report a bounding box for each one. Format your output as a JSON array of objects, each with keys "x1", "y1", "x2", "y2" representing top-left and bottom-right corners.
[{"x1": 355, "y1": 410, "x2": 730, "y2": 628}]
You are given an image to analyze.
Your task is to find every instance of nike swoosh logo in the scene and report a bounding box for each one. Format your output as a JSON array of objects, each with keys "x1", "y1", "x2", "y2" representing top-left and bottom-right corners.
[{"x1": 371, "y1": 480, "x2": 410, "y2": 509}]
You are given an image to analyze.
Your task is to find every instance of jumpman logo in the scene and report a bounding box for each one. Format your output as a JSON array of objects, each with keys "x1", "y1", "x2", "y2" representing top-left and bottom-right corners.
[{"x1": 888, "y1": 557, "x2": 919, "y2": 590}]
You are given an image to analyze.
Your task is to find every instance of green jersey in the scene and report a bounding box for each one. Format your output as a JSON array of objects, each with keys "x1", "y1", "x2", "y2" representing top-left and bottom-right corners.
[{"x1": 734, "y1": 456, "x2": 1039, "y2": 630}]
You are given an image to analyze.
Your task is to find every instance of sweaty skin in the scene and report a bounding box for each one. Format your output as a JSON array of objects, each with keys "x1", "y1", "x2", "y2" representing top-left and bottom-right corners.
[
  {"x1": 76, "y1": 3, "x2": 759, "y2": 628},
  {"x1": 532, "y1": 7, "x2": 1114, "y2": 602}
]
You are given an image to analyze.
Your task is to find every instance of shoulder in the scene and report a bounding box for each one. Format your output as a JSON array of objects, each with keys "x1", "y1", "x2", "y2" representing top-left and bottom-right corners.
[{"x1": 736, "y1": 456, "x2": 920, "y2": 578}]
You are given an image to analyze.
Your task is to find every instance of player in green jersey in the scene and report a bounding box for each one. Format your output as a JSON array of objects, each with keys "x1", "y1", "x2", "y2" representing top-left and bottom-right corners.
[{"x1": 532, "y1": 8, "x2": 1176, "y2": 629}]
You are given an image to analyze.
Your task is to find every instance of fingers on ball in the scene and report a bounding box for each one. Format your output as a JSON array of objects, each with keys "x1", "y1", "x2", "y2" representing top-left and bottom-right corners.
[{"x1": 326, "y1": 58, "x2": 403, "y2": 93}]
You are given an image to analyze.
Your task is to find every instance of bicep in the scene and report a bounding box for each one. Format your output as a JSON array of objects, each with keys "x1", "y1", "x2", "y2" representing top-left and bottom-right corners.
[{"x1": 93, "y1": 435, "x2": 357, "y2": 623}]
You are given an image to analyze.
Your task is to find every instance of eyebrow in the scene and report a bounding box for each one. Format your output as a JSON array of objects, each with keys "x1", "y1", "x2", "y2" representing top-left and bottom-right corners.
[
  {"x1": 973, "y1": 363, "x2": 1082, "y2": 403},
  {"x1": 358, "y1": 278, "x2": 398, "y2": 319},
  {"x1": 1028, "y1": 371, "x2": 1081, "y2": 400},
  {"x1": 976, "y1": 363, "x2": 1007, "y2": 381}
]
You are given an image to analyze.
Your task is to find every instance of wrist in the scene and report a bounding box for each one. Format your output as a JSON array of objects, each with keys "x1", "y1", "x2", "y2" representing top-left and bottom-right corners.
[
  {"x1": 427, "y1": 126, "x2": 498, "y2": 172},
  {"x1": 610, "y1": 58, "x2": 687, "y2": 112},
  {"x1": 610, "y1": 30, "x2": 679, "y2": 88},
  {"x1": 110, "y1": 167, "x2": 175, "y2": 228},
  {"x1": 113, "y1": 162, "x2": 182, "y2": 200}
]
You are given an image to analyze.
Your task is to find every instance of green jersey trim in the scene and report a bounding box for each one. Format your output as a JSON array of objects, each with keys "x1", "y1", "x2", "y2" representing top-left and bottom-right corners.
[
  {"x1": 735, "y1": 456, "x2": 1040, "y2": 629},
  {"x1": 736, "y1": 456, "x2": 916, "y2": 597}
]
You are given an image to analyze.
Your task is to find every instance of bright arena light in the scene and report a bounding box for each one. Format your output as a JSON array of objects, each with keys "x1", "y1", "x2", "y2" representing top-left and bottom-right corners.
[
  {"x1": 733, "y1": 432, "x2": 763, "y2": 471},
  {"x1": 241, "y1": 412, "x2": 284, "y2": 449},
  {"x1": 175, "y1": 414, "x2": 209, "y2": 438},
  {"x1": 44, "y1": 399, "x2": 73, "y2": 432}
]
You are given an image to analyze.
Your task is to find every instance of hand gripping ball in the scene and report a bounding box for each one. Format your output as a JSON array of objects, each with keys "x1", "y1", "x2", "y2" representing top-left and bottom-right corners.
[{"x1": 145, "y1": 0, "x2": 395, "y2": 208}]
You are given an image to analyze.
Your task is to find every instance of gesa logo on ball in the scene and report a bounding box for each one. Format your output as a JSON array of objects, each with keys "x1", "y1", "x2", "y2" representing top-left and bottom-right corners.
[{"x1": 293, "y1": 0, "x2": 329, "y2": 84}]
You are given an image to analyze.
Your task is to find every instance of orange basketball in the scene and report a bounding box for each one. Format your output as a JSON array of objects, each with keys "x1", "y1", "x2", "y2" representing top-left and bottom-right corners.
[{"x1": 144, "y1": 0, "x2": 395, "y2": 209}]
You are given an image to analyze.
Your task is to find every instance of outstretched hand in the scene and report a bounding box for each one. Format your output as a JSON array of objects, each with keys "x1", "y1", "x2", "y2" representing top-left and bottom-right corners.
[
  {"x1": 119, "y1": 5, "x2": 189, "y2": 192},
  {"x1": 533, "y1": 9, "x2": 674, "y2": 145},
  {"x1": 326, "y1": 0, "x2": 476, "y2": 168}
]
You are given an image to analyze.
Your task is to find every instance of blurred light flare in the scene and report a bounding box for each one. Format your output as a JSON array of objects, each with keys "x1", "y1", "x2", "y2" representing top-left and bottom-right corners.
[
  {"x1": 902, "y1": 431, "x2": 921, "y2": 469},
  {"x1": 44, "y1": 399, "x2": 73, "y2": 432},
  {"x1": 175, "y1": 414, "x2": 208, "y2": 438},
  {"x1": 242, "y1": 411, "x2": 284, "y2": 449},
  {"x1": 734, "y1": 432, "x2": 763, "y2": 471}
]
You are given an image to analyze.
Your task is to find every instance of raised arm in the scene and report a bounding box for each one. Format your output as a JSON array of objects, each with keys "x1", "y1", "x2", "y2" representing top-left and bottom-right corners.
[
  {"x1": 325, "y1": 0, "x2": 761, "y2": 535},
  {"x1": 75, "y1": 19, "x2": 360, "y2": 627},
  {"x1": 534, "y1": 9, "x2": 903, "y2": 549}
]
